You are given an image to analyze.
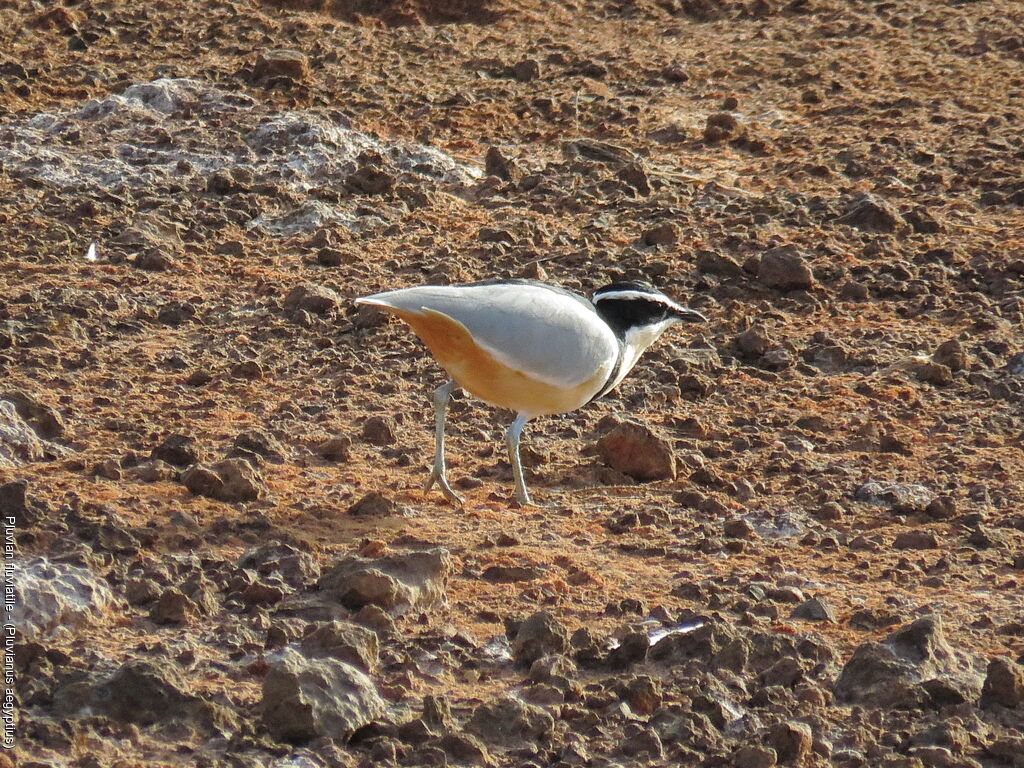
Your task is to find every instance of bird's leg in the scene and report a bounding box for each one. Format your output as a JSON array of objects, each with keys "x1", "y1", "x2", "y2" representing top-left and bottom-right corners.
[
  {"x1": 424, "y1": 379, "x2": 464, "y2": 505},
  {"x1": 506, "y1": 412, "x2": 535, "y2": 506}
]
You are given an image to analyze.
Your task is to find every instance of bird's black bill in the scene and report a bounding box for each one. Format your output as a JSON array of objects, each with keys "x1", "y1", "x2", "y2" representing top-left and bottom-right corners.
[{"x1": 672, "y1": 307, "x2": 708, "y2": 323}]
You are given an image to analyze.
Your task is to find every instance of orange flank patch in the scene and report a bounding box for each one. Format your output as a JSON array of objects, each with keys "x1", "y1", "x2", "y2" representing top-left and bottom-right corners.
[{"x1": 384, "y1": 306, "x2": 608, "y2": 416}]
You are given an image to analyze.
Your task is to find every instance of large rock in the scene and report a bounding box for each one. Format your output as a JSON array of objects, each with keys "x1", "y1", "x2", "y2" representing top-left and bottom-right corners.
[
  {"x1": 300, "y1": 620, "x2": 380, "y2": 673},
  {"x1": 262, "y1": 646, "x2": 385, "y2": 742},
  {"x1": 212, "y1": 457, "x2": 266, "y2": 501},
  {"x1": 649, "y1": 619, "x2": 742, "y2": 667},
  {"x1": 0, "y1": 479, "x2": 46, "y2": 527},
  {"x1": 855, "y1": 481, "x2": 935, "y2": 514},
  {"x1": 181, "y1": 457, "x2": 266, "y2": 502},
  {"x1": 238, "y1": 542, "x2": 320, "y2": 588},
  {"x1": 834, "y1": 616, "x2": 982, "y2": 708},
  {"x1": 0, "y1": 389, "x2": 64, "y2": 438},
  {"x1": 92, "y1": 660, "x2": 236, "y2": 732},
  {"x1": 0, "y1": 400, "x2": 48, "y2": 466},
  {"x1": 13, "y1": 557, "x2": 115, "y2": 641},
  {"x1": 231, "y1": 428, "x2": 287, "y2": 464},
  {"x1": 151, "y1": 433, "x2": 203, "y2": 467},
  {"x1": 512, "y1": 611, "x2": 569, "y2": 666},
  {"x1": 466, "y1": 695, "x2": 554, "y2": 747},
  {"x1": 981, "y1": 657, "x2": 1024, "y2": 708},
  {"x1": 835, "y1": 193, "x2": 901, "y2": 232},
  {"x1": 319, "y1": 549, "x2": 453, "y2": 614},
  {"x1": 596, "y1": 420, "x2": 676, "y2": 481}
]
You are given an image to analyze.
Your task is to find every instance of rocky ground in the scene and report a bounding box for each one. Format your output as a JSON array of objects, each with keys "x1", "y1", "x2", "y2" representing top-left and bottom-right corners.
[{"x1": 3, "y1": 0, "x2": 1024, "y2": 765}]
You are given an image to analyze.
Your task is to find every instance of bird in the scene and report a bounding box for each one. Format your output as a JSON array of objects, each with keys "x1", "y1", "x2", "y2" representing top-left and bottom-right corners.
[{"x1": 355, "y1": 279, "x2": 707, "y2": 506}]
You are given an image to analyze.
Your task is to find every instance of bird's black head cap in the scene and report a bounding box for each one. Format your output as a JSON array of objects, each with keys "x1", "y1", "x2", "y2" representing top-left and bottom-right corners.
[{"x1": 592, "y1": 281, "x2": 706, "y2": 338}]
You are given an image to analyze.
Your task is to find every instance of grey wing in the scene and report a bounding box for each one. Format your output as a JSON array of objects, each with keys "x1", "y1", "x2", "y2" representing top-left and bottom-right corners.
[{"x1": 357, "y1": 283, "x2": 620, "y2": 388}]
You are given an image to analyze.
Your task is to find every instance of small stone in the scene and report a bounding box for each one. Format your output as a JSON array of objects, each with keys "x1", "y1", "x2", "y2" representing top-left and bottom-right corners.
[
  {"x1": 932, "y1": 340, "x2": 967, "y2": 372},
  {"x1": 180, "y1": 464, "x2": 223, "y2": 499},
  {"x1": 484, "y1": 146, "x2": 518, "y2": 181},
  {"x1": 769, "y1": 721, "x2": 812, "y2": 764},
  {"x1": 316, "y1": 435, "x2": 352, "y2": 462},
  {"x1": 156, "y1": 301, "x2": 196, "y2": 326},
  {"x1": 284, "y1": 282, "x2": 340, "y2": 315},
  {"x1": 253, "y1": 49, "x2": 310, "y2": 82},
  {"x1": 733, "y1": 744, "x2": 778, "y2": 768},
  {"x1": 512, "y1": 58, "x2": 541, "y2": 82},
  {"x1": 596, "y1": 420, "x2": 676, "y2": 481},
  {"x1": 361, "y1": 415, "x2": 397, "y2": 446},
  {"x1": 347, "y1": 491, "x2": 404, "y2": 517},
  {"x1": 758, "y1": 245, "x2": 814, "y2": 290},
  {"x1": 791, "y1": 597, "x2": 837, "y2": 623},
  {"x1": 704, "y1": 112, "x2": 742, "y2": 143},
  {"x1": 835, "y1": 193, "x2": 901, "y2": 232},
  {"x1": 151, "y1": 434, "x2": 202, "y2": 467},
  {"x1": 894, "y1": 530, "x2": 939, "y2": 550},
  {"x1": 241, "y1": 581, "x2": 284, "y2": 607},
  {"x1": 346, "y1": 165, "x2": 395, "y2": 195},
  {"x1": 981, "y1": 657, "x2": 1023, "y2": 708},
  {"x1": 126, "y1": 460, "x2": 177, "y2": 483},
  {"x1": 481, "y1": 564, "x2": 544, "y2": 583},
  {"x1": 737, "y1": 326, "x2": 771, "y2": 358},
  {"x1": 696, "y1": 249, "x2": 742, "y2": 277},
  {"x1": 512, "y1": 611, "x2": 570, "y2": 665},
  {"x1": 151, "y1": 588, "x2": 197, "y2": 624},
  {"x1": 723, "y1": 518, "x2": 755, "y2": 539},
  {"x1": 642, "y1": 222, "x2": 678, "y2": 247},
  {"x1": 353, "y1": 604, "x2": 398, "y2": 636},
  {"x1": 91, "y1": 459, "x2": 122, "y2": 481},
  {"x1": 135, "y1": 250, "x2": 173, "y2": 271},
  {"x1": 618, "y1": 163, "x2": 652, "y2": 196}
]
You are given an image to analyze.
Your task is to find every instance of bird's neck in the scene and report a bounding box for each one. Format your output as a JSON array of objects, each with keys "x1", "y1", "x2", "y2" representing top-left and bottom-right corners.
[{"x1": 604, "y1": 318, "x2": 675, "y2": 394}]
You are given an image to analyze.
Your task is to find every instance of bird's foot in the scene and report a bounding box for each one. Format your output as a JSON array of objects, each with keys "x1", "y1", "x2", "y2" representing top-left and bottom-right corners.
[
  {"x1": 510, "y1": 488, "x2": 553, "y2": 509},
  {"x1": 424, "y1": 467, "x2": 464, "y2": 506}
]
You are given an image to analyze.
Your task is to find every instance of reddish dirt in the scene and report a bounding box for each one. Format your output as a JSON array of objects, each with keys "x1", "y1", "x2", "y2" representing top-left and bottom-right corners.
[{"x1": 2, "y1": 0, "x2": 1023, "y2": 765}]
